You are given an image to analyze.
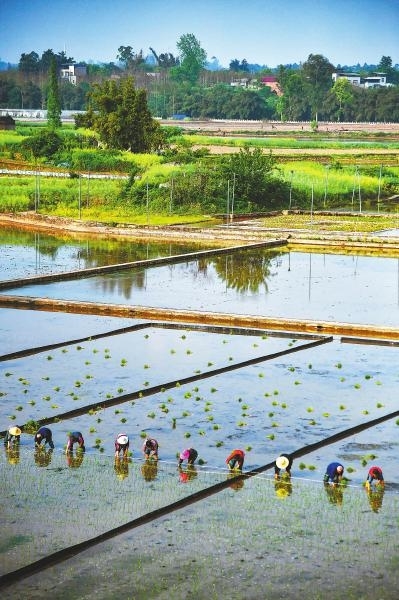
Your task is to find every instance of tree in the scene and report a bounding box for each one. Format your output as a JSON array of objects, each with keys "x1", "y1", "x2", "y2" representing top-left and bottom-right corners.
[
  {"x1": 117, "y1": 46, "x2": 145, "y2": 71},
  {"x1": 220, "y1": 147, "x2": 283, "y2": 209},
  {"x1": 46, "y1": 57, "x2": 61, "y2": 129},
  {"x1": 149, "y1": 47, "x2": 179, "y2": 69},
  {"x1": 302, "y1": 54, "x2": 335, "y2": 122},
  {"x1": 18, "y1": 51, "x2": 39, "y2": 74},
  {"x1": 171, "y1": 34, "x2": 207, "y2": 84},
  {"x1": 332, "y1": 77, "x2": 354, "y2": 121},
  {"x1": 80, "y1": 76, "x2": 164, "y2": 152}
]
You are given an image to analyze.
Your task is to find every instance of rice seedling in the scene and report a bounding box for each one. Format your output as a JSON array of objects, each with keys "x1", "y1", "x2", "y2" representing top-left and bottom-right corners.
[
  {"x1": 46, "y1": 356, "x2": 53, "y2": 361},
  {"x1": 15, "y1": 405, "x2": 23, "y2": 411},
  {"x1": 184, "y1": 432, "x2": 191, "y2": 438},
  {"x1": 267, "y1": 433, "x2": 275, "y2": 440},
  {"x1": 376, "y1": 402, "x2": 384, "y2": 408},
  {"x1": 354, "y1": 383, "x2": 361, "y2": 389},
  {"x1": 339, "y1": 404, "x2": 346, "y2": 410},
  {"x1": 306, "y1": 407, "x2": 314, "y2": 413},
  {"x1": 215, "y1": 440, "x2": 223, "y2": 447},
  {"x1": 294, "y1": 380, "x2": 301, "y2": 385},
  {"x1": 335, "y1": 363, "x2": 342, "y2": 369}
]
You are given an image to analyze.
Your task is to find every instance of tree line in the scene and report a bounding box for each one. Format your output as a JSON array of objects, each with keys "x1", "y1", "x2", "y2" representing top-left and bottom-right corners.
[{"x1": 1, "y1": 36, "x2": 398, "y2": 121}]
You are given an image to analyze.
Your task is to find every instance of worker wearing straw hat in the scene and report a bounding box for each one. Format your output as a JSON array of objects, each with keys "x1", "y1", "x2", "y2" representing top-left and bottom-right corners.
[
  {"x1": 4, "y1": 426, "x2": 22, "y2": 447},
  {"x1": 274, "y1": 453, "x2": 293, "y2": 480},
  {"x1": 114, "y1": 433, "x2": 130, "y2": 458},
  {"x1": 142, "y1": 437, "x2": 159, "y2": 460}
]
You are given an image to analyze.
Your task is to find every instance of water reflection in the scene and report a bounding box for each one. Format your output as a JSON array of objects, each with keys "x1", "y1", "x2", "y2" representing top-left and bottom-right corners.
[
  {"x1": 178, "y1": 465, "x2": 198, "y2": 483},
  {"x1": 274, "y1": 474, "x2": 293, "y2": 499},
  {"x1": 0, "y1": 225, "x2": 210, "y2": 281},
  {"x1": 114, "y1": 456, "x2": 131, "y2": 480},
  {"x1": 323, "y1": 483, "x2": 344, "y2": 506},
  {"x1": 366, "y1": 486, "x2": 385, "y2": 513},
  {"x1": 226, "y1": 472, "x2": 245, "y2": 491},
  {"x1": 4, "y1": 445, "x2": 20, "y2": 465},
  {"x1": 34, "y1": 448, "x2": 53, "y2": 467},
  {"x1": 141, "y1": 460, "x2": 158, "y2": 482},
  {"x1": 66, "y1": 450, "x2": 85, "y2": 469}
]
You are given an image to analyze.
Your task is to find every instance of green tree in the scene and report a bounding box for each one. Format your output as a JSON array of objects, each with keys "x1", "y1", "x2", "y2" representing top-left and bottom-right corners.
[
  {"x1": 117, "y1": 46, "x2": 144, "y2": 71},
  {"x1": 302, "y1": 54, "x2": 335, "y2": 122},
  {"x1": 46, "y1": 57, "x2": 61, "y2": 129},
  {"x1": 18, "y1": 51, "x2": 39, "y2": 74},
  {"x1": 80, "y1": 76, "x2": 163, "y2": 152},
  {"x1": 171, "y1": 34, "x2": 207, "y2": 84},
  {"x1": 332, "y1": 77, "x2": 354, "y2": 121},
  {"x1": 220, "y1": 147, "x2": 284, "y2": 209}
]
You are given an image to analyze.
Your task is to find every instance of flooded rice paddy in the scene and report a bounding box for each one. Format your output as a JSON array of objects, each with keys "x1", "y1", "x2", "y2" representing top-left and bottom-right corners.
[{"x1": 1, "y1": 225, "x2": 399, "y2": 598}]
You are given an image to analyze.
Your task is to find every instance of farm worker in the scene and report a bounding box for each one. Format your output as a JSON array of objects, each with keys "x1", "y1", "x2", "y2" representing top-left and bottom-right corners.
[
  {"x1": 34, "y1": 426, "x2": 54, "y2": 449},
  {"x1": 365, "y1": 466, "x2": 384, "y2": 489},
  {"x1": 274, "y1": 453, "x2": 293, "y2": 479},
  {"x1": 142, "y1": 437, "x2": 159, "y2": 460},
  {"x1": 225, "y1": 449, "x2": 245, "y2": 471},
  {"x1": 178, "y1": 447, "x2": 198, "y2": 466},
  {"x1": 323, "y1": 462, "x2": 344, "y2": 484},
  {"x1": 4, "y1": 426, "x2": 22, "y2": 447},
  {"x1": 66, "y1": 431, "x2": 85, "y2": 453},
  {"x1": 114, "y1": 433, "x2": 129, "y2": 458}
]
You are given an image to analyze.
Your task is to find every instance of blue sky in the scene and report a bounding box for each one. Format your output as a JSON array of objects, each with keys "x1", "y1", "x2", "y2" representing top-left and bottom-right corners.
[{"x1": 1, "y1": 0, "x2": 398, "y2": 68}]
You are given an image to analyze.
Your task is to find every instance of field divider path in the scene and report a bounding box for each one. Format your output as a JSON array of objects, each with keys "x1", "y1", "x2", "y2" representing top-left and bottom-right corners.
[
  {"x1": 1, "y1": 404, "x2": 398, "y2": 589},
  {"x1": 0, "y1": 321, "x2": 320, "y2": 362},
  {"x1": 0, "y1": 294, "x2": 398, "y2": 340},
  {"x1": 0, "y1": 335, "x2": 332, "y2": 437}
]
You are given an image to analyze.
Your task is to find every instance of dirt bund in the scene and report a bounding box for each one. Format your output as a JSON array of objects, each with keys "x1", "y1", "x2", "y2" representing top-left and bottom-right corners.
[{"x1": 1, "y1": 295, "x2": 398, "y2": 341}]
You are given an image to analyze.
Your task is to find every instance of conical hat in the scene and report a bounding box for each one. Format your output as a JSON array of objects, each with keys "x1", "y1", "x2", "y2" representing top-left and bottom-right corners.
[
  {"x1": 9, "y1": 426, "x2": 22, "y2": 436},
  {"x1": 276, "y1": 455, "x2": 290, "y2": 469}
]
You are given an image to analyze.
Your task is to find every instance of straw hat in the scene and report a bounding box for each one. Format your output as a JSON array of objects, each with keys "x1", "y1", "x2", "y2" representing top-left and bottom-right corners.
[
  {"x1": 117, "y1": 435, "x2": 128, "y2": 445},
  {"x1": 276, "y1": 455, "x2": 290, "y2": 470},
  {"x1": 9, "y1": 426, "x2": 22, "y2": 436}
]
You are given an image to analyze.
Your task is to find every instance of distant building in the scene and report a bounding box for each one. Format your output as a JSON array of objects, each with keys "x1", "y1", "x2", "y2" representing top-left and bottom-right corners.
[
  {"x1": 260, "y1": 75, "x2": 282, "y2": 96},
  {"x1": 0, "y1": 115, "x2": 16, "y2": 130},
  {"x1": 332, "y1": 72, "x2": 390, "y2": 88},
  {"x1": 230, "y1": 78, "x2": 259, "y2": 89},
  {"x1": 59, "y1": 64, "x2": 87, "y2": 85}
]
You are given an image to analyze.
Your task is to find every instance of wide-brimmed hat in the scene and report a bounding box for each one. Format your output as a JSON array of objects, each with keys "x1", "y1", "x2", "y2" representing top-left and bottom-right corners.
[
  {"x1": 9, "y1": 426, "x2": 22, "y2": 436},
  {"x1": 276, "y1": 455, "x2": 290, "y2": 470},
  {"x1": 117, "y1": 435, "x2": 128, "y2": 445}
]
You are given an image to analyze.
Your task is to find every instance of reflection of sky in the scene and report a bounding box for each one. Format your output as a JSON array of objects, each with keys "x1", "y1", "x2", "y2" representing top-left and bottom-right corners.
[{"x1": 4, "y1": 251, "x2": 399, "y2": 327}]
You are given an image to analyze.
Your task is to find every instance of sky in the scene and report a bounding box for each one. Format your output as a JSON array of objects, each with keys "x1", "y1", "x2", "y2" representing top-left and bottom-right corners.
[{"x1": 0, "y1": 0, "x2": 398, "y2": 68}]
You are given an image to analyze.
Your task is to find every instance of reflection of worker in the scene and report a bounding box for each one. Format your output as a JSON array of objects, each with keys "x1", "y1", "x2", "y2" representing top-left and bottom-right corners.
[
  {"x1": 274, "y1": 474, "x2": 293, "y2": 498},
  {"x1": 35, "y1": 426, "x2": 54, "y2": 449},
  {"x1": 178, "y1": 464, "x2": 198, "y2": 483},
  {"x1": 227, "y1": 472, "x2": 245, "y2": 491},
  {"x1": 274, "y1": 454, "x2": 293, "y2": 480},
  {"x1": 5, "y1": 445, "x2": 20, "y2": 465},
  {"x1": 323, "y1": 462, "x2": 344, "y2": 484},
  {"x1": 66, "y1": 451, "x2": 85, "y2": 469},
  {"x1": 66, "y1": 431, "x2": 85, "y2": 453},
  {"x1": 115, "y1": 433, "x2": 129, "y2": 458},
  {"x1": 4, "y1": 426, "x2": 22, "y2": 447},
  {"x1": 141, "y1": 460, "x2": 158, "y2": 482},
  {"x1": 324, "y1": 482, "x2": 344, "y2": 506},
  {"x1": 365, "y1": 466, "x2": 384, "y2": 489},
  {"x1": 142, "y1": 437, "x2": 159, "y2": 460},
  {"x1": 366, "y1": 485, "x2": 385, "y2": 513},
  {"x1": 226, "y1": 449, "x2": 245, "y2": 471},
  {"x1": 114, "y1": 456, "x2": 130, "y2": 480},
  {"x1": 178, "y1": 447, "x2": 198, "y2": 466},
  {"x1": 34, "y1": 448, "x2": 53, "y2": 467}
]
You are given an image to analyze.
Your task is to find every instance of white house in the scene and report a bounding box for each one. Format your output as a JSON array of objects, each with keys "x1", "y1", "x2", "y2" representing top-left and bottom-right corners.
[
  {"x1": 332, "y1": 71, "x2": 389, "y2": 88},
  {"x1": 60, "y1": 64, "x2": 87, "y2": 85}
]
